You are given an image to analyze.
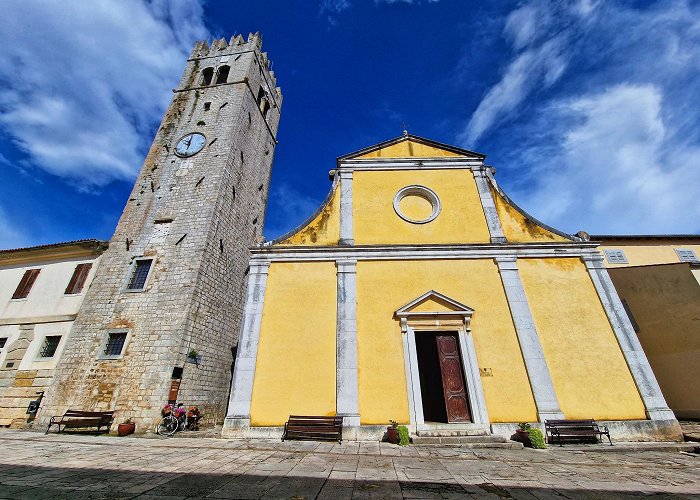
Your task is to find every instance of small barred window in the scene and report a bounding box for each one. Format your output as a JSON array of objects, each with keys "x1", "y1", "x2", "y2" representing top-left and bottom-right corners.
[
  {"x1": 675, "y1": 248, "x2": 698, "y2": 262},
  {"x1": 39, "y1": 336, "x2": 61, "y2": 358},
  {"x1": 604, "y1": 249, "x2": 628, "y2": 264},
  {"x1": 104, "y1": 332, "x2": 127, "y2": 357}
]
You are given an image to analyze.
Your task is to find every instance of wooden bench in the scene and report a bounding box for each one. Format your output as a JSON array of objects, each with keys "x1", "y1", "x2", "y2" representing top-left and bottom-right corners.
[
  {"x1": 545, "y1": 419, "x2": 612, "y2": 446},
  {"x1": 282, "y1": 415, "x2": 343, "y2": 444},
  {"x1": 46, "y1": 410, "x2": 115, "y2": 434}
]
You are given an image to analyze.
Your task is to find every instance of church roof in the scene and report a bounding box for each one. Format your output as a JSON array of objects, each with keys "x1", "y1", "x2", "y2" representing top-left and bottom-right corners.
[{"x1": 337, "y1": 133, "x2": 485, "y2": 163}]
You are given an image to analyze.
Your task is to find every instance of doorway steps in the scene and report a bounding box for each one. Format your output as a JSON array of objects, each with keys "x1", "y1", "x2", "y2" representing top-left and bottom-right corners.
[{"x1": 412, "y1": 428, "x2": 523, "y2": 448}]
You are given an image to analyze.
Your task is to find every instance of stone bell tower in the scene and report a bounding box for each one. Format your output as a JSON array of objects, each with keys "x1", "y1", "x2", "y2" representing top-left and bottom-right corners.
[{"x1": 40, "y1": 33, "x2": 282, "y2": 429}]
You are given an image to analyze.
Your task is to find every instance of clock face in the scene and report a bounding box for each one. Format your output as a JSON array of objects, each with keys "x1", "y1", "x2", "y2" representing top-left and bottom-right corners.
[{"x1": 174, "y1": 133, "x2": 206, "y2": 157}]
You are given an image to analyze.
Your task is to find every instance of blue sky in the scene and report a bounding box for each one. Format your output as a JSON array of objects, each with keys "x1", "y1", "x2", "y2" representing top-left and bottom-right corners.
[{"x1": 1, "y1": 0, "x2": 699, "y2": 249}]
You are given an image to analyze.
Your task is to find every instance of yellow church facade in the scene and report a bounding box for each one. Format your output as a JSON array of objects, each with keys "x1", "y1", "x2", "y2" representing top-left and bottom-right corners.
[{"x1": 223, "y1": 134, "x2": 682, "y2": 442}]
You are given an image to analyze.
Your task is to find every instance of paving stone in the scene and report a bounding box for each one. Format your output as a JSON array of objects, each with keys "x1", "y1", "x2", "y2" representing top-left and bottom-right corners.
[{"x1": 0, "y1": 430, "x2": 699, "y2": 498}]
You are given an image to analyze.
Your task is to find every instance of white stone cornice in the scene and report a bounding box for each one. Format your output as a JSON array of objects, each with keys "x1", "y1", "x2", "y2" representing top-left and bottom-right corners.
[
  {"x1": 337, "y1": 157, "x2": 484, "y2": 171},
  {"x1": 251, "y1": 243, "x2": 601, "y2": 263}
]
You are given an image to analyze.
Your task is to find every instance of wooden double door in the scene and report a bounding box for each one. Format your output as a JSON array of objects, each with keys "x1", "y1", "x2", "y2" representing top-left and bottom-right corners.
[{"x1": 416, "y1": 332, "x2": 471, "y2": 423}]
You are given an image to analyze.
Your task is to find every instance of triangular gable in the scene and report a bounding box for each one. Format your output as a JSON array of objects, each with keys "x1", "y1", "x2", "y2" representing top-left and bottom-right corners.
[
  {"x1": 339, "y1": 134, "x2": 485, "y2": 162},
  {"x1": 395, "y1": 290, "x2": 474, "y2": 317}
]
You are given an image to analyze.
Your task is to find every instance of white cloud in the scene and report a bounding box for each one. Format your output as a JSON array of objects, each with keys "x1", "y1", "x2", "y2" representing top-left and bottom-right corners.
[
  {"x1": 514, "y1": 84, "x2": 700, "y2": 233},
  {"x1": 460, "y1": 35, "x2": 568, "y2": 145},
  {"x1": 0, "y1": 0, "x2": 208, "y2": 189},
  {"x1": 461, "y1": 0, "x2": 700, "y2": 234}
]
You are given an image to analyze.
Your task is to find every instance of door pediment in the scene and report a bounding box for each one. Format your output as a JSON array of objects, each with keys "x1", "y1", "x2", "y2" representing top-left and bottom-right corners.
[{"x1": 395, "y1": 290, "x2": 474, "y2": 332}]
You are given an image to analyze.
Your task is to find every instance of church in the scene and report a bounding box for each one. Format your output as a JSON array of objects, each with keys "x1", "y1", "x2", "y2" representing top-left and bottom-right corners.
[
  {"x1": 222, "y1": 133, "x2": 681, "y2": 442},
  {"x1": 0, "y1": 34, "x2": 687, "y2": 443}
]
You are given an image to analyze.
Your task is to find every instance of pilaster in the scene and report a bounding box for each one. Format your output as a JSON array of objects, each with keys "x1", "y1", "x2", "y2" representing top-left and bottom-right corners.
[
  {"x1": 338, "y1": 171, "x2": 354, "y2": 246},
  {"x1": 496, "y1": 256, "x2": 564, "y2": 421},
  {"x1": 225, "y1": 261, "x2": 270, "y2": 427},
  {"x1": 582, "y1": 255, "x2": 675, "y2": 420},
  {"x1": 336, "y1": 258, "x2": 359, "y2": 426},
  {"x1": 473, "y1": 167, "x2": 506, "y2": 244}
]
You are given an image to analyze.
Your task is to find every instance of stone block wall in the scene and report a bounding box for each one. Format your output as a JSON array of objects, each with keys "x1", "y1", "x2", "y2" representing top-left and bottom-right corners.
[{"x1": 38, "y1": 34, "x2": 281, "y2": 431}]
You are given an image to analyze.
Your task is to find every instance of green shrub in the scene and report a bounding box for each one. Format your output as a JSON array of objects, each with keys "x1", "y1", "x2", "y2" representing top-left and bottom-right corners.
[
  {"x1": 398, "y1": 425, "x2": 411, "y2": 446},
  {"x1": 527, "y1": 428, "x2": 546, "y2": 449}
]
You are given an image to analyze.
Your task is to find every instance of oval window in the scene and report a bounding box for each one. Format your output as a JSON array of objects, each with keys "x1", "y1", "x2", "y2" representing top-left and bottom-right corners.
[{"x1": 393, "y1": 185, "x2": 441, "y2": 224}]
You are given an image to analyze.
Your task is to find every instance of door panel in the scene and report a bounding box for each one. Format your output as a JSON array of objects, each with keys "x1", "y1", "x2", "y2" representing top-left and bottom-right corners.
[{"x1": 436, "y1": 334, "x2": 471, "y2": 422}]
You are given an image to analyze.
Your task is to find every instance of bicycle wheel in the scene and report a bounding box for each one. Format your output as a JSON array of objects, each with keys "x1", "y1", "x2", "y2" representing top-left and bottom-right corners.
[{"x1": 156, "y1": 415, "x2": 178, "y2": 436}]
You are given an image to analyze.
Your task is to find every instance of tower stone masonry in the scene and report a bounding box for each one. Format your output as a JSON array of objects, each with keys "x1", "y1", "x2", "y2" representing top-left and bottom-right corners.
[{"x1": 39, "y1": 33, "x2": 282, "y2": 430}]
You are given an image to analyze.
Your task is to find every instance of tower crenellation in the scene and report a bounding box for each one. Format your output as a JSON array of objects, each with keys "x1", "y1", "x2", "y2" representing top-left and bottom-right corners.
[{"x1": 39, "y1": 34, "x2": 282, "y2": 430}]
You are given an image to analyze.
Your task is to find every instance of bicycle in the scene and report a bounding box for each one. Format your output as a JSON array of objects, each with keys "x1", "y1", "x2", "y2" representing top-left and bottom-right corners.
[{"x1": 155, "y1": 403, "x2": 202, "y2": 436}]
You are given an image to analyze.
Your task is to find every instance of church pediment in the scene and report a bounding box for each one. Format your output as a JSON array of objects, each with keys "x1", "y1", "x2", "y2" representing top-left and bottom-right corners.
[{"x1": 339, "y1": 134, "x2": 485, "y2": 161}]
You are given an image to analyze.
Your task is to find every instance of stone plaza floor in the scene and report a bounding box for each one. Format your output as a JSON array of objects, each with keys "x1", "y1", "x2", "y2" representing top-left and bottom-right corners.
[{"x1": 0, "y1": 429, "x2": 699, "y2": 499}]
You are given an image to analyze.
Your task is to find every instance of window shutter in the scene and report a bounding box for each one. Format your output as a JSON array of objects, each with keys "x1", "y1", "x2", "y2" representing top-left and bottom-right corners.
[
  {"x1": 12, "y1": 269, "x2": 40, "y2": 299},
  {"x1": 65, "y1": 263, "x2": 93, "y2": 294}
]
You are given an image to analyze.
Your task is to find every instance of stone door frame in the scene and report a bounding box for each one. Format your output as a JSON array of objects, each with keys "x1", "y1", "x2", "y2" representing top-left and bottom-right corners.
[{"x1": 395, "y1": 291, "x2": 489, "y2": 430}]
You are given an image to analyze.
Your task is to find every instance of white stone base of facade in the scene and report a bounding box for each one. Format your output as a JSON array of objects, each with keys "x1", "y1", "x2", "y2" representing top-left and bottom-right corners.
[
  {"x1": 490, "y1": 419, "x2": 683, "y2": 443},
  {"x1": 222, "y1": 418, "x2": 390, "y2": 441}
]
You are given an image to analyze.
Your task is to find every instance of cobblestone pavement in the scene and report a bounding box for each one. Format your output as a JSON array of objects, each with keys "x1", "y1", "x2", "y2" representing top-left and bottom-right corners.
[{"x1": 0, "y1": 430, "x2": 699, "y2": 499}]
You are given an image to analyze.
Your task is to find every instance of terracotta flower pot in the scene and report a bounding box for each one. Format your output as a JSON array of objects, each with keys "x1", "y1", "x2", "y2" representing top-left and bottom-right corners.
[
  {"x1": 118, "y1": 422, "x2": 136, "y2": 437},
  {"x1": 515, "y1": 429, "x2": 531, "y2": 446},
  {"x1": 387, "y1": 427, "x2": 399, "y2": 444}
]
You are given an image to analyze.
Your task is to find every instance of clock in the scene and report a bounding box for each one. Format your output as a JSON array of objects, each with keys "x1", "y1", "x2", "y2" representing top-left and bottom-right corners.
[{"x1": 174, "y1": 133, "x2": 206, "y2": 158}]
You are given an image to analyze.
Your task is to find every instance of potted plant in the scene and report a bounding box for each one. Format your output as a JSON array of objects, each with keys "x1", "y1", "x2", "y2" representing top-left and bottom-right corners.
[
  {"x1": 387, "y1": 420, "x2": 399, "y2": 444},
  {"x1": 118, "y1": 417, "x2": 136, "y2": 437},
  {"x1": 516, "y1": 422, "x2": 531, "y2": 446}
]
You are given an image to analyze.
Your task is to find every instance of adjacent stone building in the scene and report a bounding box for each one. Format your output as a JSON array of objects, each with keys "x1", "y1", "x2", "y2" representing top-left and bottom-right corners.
[
  {"x1": 0, "y1": 240, "x2": 106, "y2": 427},
  {"x1": 224, "y1": 134, "x2": 682, "y2": 442},
  {"x1": 38, "y1": 33, "x2": 281, "y2": 431}
]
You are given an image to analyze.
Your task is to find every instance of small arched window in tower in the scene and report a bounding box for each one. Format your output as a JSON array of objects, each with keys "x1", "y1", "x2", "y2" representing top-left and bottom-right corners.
[
  {"x1": 215, "y1": 65, "x2": 230, "y2": 84},
  {"x1": 256, "y1": 87, "x2": 266, "y2": 105},
  {"x1": 260, "y1": 98, "x2": 271, "y2": 120},
  {"x1": 200, "y1": 67, "x2": 214, "y2": 86}
]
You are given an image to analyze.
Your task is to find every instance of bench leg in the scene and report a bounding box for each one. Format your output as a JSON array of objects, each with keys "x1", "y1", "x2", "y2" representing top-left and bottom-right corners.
[
  {"x1": 606, "y1": 433, "x2": 612, "y2": 446},
  {"x1": 45, "y1": 423, "x2": 52, "y2": 435}
]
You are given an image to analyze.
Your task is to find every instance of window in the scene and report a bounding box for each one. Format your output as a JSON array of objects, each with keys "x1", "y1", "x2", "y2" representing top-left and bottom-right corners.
[
  {"x1": 675, "y1": 248, "x2": 698, "y2": 262},
  {"x1": 215, "y1": 65, "x2": 230, "y2": 84},
  {"x1": 12, "y1": 269, "x2": 41, "y2": 299},
  {"x1": 200, "y1": 67, "x2": 214, "y2": 86},
  {"x1": 0, "y1": 338, "x2": 7, "y2": 349},
  {"x1": 260, "y1": 98, "x2": 270, "y2": 119},
  {"x1": 127, "y1": 259, "x2": 153, "y2": 291},
  {"x1": 104, "y1": 332, "x2": 127, "y2": 357},
  {"x1": 64, "y1": 263, "x2": 93, "y2": 295},
  {"x1": 204, "y1": 102, "x2": 211, "y2": 111},
  {"x1": 39, "y1": 336, "x2": 61, "y2": 358},
  {"x1": 604, "y1": 249, "x2": 628, "y2": 264}
]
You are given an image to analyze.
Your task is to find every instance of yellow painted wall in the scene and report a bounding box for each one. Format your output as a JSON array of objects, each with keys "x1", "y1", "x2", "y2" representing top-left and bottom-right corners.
[
  {"x1": 491, "y1": 187, "x2": 569, "y2": 243},
  {"x1": 353, "y1": 170, "x2": 491, "y2": 245},
  {"x1": 609, "y1": 264, "x2": 700, "y2": 418},
  {"x1": 356, "y1": 139, "x2": 464, "y2": 158},
  {"x1": 356, "y1": 260, "x2": 538, "y2": 425},
  {"x1": 598, "y1": 241, "x2": 700, "y2": 268},
  {"x1": 249, "y1": 262, "x2": 337, "y2": 426},
  {"x1": 276, "y1": 185, "x2": 340, "y2": 246},
  {"x1": 519, "y1": 258, "x2": 646, "y2": 420}
]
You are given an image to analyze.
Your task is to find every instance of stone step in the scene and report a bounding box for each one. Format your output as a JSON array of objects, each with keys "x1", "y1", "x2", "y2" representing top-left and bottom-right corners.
[
  {"x1": 412, "y1": 435, "x2": 523, "y2": 448},
  {"x1": 416, "y1": 429, "x2": 490, "y2": 437}
]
